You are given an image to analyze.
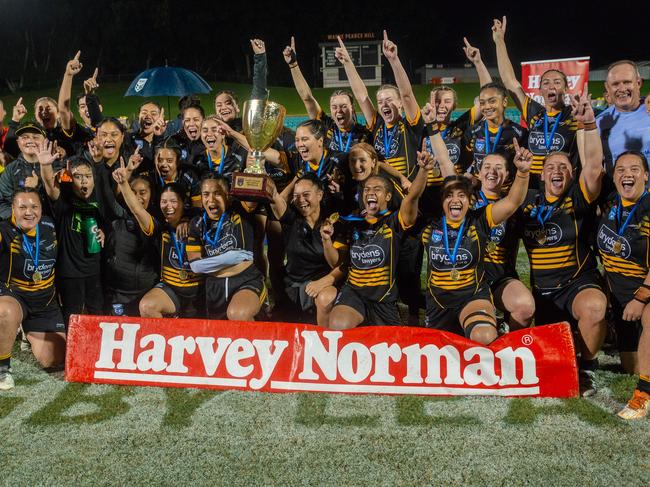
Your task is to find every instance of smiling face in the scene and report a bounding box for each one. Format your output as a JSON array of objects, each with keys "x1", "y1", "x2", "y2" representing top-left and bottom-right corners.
[
  {"x1": 479, "y1": 88, "x2": 507, "y2": 124},
  {"x1": 214, "y1": 93, "x2": 239, "y2": 123},
  {"x1": 478, "y1": 154, "x2": 509, "y2": 194},
  {"x1": 160, "y1": 189, "x2": 184, "y2": 225},
  {"x1": 540, "y1": 71, "x2": 567, "y2": 108},
  {"x1": 605, "y1": 63, "x2": 642, "y2": 112},
  {"x1": 295, "y1": 126, "x2": 323, "y2": 163},
  {"x1": 96, "y1": 121, "x2": 124, "y2": 160},
  {"x1": 131, "y1": 178, "x2": 152, "y2": 209},
  {"x1": 363, "y1": 176, "x2": 391, "y2": 216},
  {"x1": 329, "y1": 94, "x2": 354, "y2": 131},
  {"x1": 348, "y1": 146, "x2": 377, "y2": 181},
  {"x1": 35, "y1": 99, "x2": 58, "y2": 130},
  {"x1": 292, "y1": 179, "x2": 323, "y2": 219},
  {"x1": 138, "y1": 102, "x2": 161, "y2": 135},
  {"x1": 12, "y1": 192, "x2": 42, "y2": 232},
  {"x1": 542, "y1": 153, "x2": 573, "y2": 198},
  {"x1": 17, "y1": 132, "x2": 45, "y2": 159},
  {"x1": 183, "y1": 107, "x2": 203, "y2": 141},
  {"x1": 201, "y1": 178, "x2": 229, "y2": 219},
  {"x1": 431, "y1": 89, "x2": 456, "y2": 123},
  {"x1": 156, "y1": 148, "x2": 179, "y2": 181},
  {"x1": 376, "y1": 88, "x2": 402, "y2": 125},
  {"x1": 443, "y1": 187, "x2": 470, "y2": 223},
  {"x1": 200, "y1": 118, "x2": 223, "y2": 152},
  {"x1": 614, "y1": 153, "x2": 648, "y2": 201},
  {"x1": 71, "y1": 163, "x2": 95, "y2": 200}
]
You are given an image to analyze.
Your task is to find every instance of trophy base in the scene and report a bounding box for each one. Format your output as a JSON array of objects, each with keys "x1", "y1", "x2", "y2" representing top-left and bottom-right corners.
[{"x1": 230, "y1": 172, "x2": 274, "y2": 203}]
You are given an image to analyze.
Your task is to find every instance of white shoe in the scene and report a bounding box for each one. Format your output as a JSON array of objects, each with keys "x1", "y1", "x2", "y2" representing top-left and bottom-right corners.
[{"x1": 0, "y1": 365, "x2": 14, "y2": 391}]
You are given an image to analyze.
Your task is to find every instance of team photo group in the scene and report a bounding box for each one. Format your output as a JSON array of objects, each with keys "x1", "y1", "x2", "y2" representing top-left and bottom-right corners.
[{"x1": 0, "y1": 16, "x2": 649, "y2": 419}]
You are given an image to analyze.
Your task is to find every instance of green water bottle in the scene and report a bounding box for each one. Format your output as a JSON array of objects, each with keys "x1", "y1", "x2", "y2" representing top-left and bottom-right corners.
[{"x1": 82, "y1": 216, "x2": 102, "y2": 254}]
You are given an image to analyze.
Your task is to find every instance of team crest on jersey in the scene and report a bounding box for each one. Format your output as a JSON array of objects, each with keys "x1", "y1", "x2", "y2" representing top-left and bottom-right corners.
[
  {"x1": 181, "y1": 149, "x2": 188, "y2": 160},
  {"x1": 608, "y1": 206, "x2": 617, "y2": 221},
  {"x1": 429, "y1": 230, "x2": 443, "y2": 243},
  {"x1": 474, "y1": 138, "x2": 486, "y2": 153}
]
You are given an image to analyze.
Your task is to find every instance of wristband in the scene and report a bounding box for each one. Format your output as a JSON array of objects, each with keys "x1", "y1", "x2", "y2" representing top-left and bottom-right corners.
[
  {"x1": 578, "y1": 121, "x2": 597, "y2": 131},
  {"x1": 425, "y1": 122, "x2": 440, "y2": 137},
  {"x1": 633, "y1": 284, "x2": 650, "y2": 304}
]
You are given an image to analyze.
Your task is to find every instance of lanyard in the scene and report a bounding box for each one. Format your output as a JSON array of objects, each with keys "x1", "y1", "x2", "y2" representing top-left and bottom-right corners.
[
  {"x1": 483, "y1": 122, "x2": 504, "y2": 154},
  {"x1": 543, "y1": 111, "x2": 562, "y2": 151},
  {"x1": 304, "y1": 153, "x2": 326, "y2": 178},
  {"x1": 536, "y1": 200, "x2": 558, "y2": 227},
  {"x1": 336, "y1": 129, "x2": 352, "y2": 153},
  {"x1": 203, "y1": 211, "x2": 228, "y2": 247},
  {"x1": 441, "y1": 216, "x2": 466, "y2": 266},
  {"x1": 476, "y1": 191, "x2": 491, "y2": 209},
  {"x1": 158, "y1": 173, "x2": 177, "y2": 188},
  {"x1": 616, "y1": 192, "x2": 647, "y2": 237},
  {"x1": 340, "y1": 209, "x2": 389, "y2": 221},
  {"x1": 383, "y1": 124, "x2": 398, "y2": 156},
  {"x1": 21, "y1": 226, "x2": 40, "y2": 268},
  {"x1": 170, "y1": 230, "x2": 185, "y2": 267},
  {"x1": 207, "y1": 145, "x2": 226, "y2": 174}
]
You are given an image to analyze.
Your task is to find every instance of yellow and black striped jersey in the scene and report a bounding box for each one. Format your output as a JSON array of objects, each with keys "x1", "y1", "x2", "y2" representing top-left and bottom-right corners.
[
  {"x1": 0, "y1": 216, "x2": 57, "y2": 298},
  {"x1": 368, "y1": 109, "x2": 425, "y2": 180},
  {"x1": 461, "y1": 119, "x2": 527, "y2": 175},
  {"x1": 187, "y1": 202, "x2": 255, "y2": 258},
  {"x1": 522, "y1": 98, "x2": 578, "y2": 177},
  {"x1": 518, "y1": 181, "x2": 598, "y2": 291},
  {"x1": 597, "y1": 192, "x2": 650, "y2": 302},
  {"x1": 421, "y1": 206, "x2": 495, "y2": 308},
  {"x1": 317, "y1": 110, "x2": 371, "y2": 152},
  {"x1": 343, "y1": 211, "x2": 410, "y2": 302},
  {"x1": 160, "y1": 226, "x2": 202, "y2": 298}
]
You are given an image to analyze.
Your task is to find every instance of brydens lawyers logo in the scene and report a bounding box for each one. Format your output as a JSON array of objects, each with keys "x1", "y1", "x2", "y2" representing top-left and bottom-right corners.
[{"x1": 134, "y1": 78, "x2": 148, "y2": 93}]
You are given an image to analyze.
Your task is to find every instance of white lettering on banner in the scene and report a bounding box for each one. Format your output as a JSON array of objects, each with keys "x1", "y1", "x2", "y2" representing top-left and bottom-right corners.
[
  {"x1": 402, "y1": 344, "x2": 463, "y2": 384},
  {"x1": 299, "y1": 330, "x2": 341, "y2": 380},
  {"x1": 528, "y1": 75, "x2": 541, "y2": 89},
  {"x1": 566, "y1": 75, "x2": 581, "y2": 90},
  {"x1": 95, "y1": 323, "x2": 139, "y2": 370}
]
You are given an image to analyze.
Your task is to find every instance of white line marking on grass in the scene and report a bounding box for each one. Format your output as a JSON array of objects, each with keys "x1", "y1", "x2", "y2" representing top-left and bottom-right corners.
[
  {"x1": 93, "y1": 371, "x2": 247, "y2": 388},
  {"x1": 270, "y1": 382, "x2": 540, "y2": 396}
]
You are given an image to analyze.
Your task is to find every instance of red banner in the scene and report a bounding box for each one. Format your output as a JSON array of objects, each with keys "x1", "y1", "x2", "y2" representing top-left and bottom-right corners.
[
  {"x1": 65, "y1": 316, "x2": 578, "y2": 398},
  {"x1": 521, "y1": 56, "x2": 590, "y2": 106}
]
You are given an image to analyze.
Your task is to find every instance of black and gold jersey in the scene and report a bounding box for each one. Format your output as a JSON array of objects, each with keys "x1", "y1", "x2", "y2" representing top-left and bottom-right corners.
[
  {"x1": 187, "y1": 203, "x2": 255, "y2": 258},
  {"x1": 0, "y1": 216, "x2": 57, "y2": 299},
  {"x1": 339, "y1": 169, "x2": 404, "y2": 216},
  {"x1": 421, "y1": 206, "x2": 494, "y2": 308},
  {"x1": 317, "y1": 110, "x2": 370, "y2": 152},
  {"x1": 522, "y1": 98, "x2": 578, "y2": 176},
  {"x1": 160, "y1": 225, "x2": 202, "y2": 298},
  {"x1": 461, "y1": 119, "x2": 527, "y2": 175},
  {"x1": 343, "y1": 211, "x2": 410, "y2": 302},
  {"x1": 194, "y1": 145, "x2": 247, "y2": 181},
  {"x1": 597, "y1": 192, "x2": 650, "y2": 302},
  {"x1": 154, "y1": 164, "x2": 201, "y2": 208},
  {"x1": 518, "y1": 181, "x2": 598, "y2": 291},
  {"x1": 369, "y1": 110, "x2": 425, "y2": 180},
  {"x1": 286, "y1": 149, "x2": 347, "y2": 186}
]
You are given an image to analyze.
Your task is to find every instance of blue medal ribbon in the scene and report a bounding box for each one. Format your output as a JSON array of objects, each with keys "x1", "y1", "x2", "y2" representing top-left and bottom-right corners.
[
  {"x1": 616, "y1": 192, "x2": 647, "y2": 237},
  {"x1": 207, "y1": 145, "x2": 226, "y2": 174},
  {"x1": 336, "y1": 129, "x2": 352, "y2": 153},
  {"x1": 203, "y1": 211, "x2": 228, "y2": 247},
  {"x1": 483, "y1": 122, "x2": 504, "y2": 154},
  {"x1": 536, "y1": 200, "x2": 558, "y2": 227},
  {"x1": 304, "y1": 153, "x2": 326, "y2": 178},
  {"x1": 476, "y1": 191, "x2": 490, "y2": 209},
  {"x1": 21, "y1": 226, "x2": 40, "y2": 271},
  {"x1": 441, "y1": 216, "x2": 466, "y2": 267},
  {"x1": 340, "y1": 209, "x2": 389, "y2": 221},
  {"x1": 383, "y1": 124, "x2": 398, "y2": 157},
  {"x1": 170, "y1": 230, "x2": 186, "y2": 268},
  {"x1": 543, "y1": 111, "x2": 562, "y2": 152}
]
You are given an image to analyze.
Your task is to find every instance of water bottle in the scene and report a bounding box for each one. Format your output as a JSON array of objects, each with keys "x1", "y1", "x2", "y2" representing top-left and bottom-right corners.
[{"x1": 82, "y1": 216, "x2": 102, "y2": 254}]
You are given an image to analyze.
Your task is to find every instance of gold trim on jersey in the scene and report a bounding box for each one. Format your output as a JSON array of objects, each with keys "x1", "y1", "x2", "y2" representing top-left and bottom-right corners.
[
  {"x1": 428, "y1": 268, "x2": 477, "y2": 291},
  {"x1": 529, "y1": 244, "x2": 577, "y2": 269},
  {"x1": 348, "y1": 266, "x2": 390, "y2": 287},
  {"x1": 601, "y1": 253, "x2": 647, "y2": 278}
]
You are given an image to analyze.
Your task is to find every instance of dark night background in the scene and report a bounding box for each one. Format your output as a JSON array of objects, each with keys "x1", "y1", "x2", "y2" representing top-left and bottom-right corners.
[{"x1": 0, "y1": 0, "x2": 646, "y2": 93}]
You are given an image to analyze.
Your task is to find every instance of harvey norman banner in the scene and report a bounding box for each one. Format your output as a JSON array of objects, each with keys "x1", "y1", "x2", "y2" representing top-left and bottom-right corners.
[
  {"x1": 521, "y1": 56, "x2": 590, "y2": 106},
  {"x1": 65, "y1": 316, "x2": 578, "y2": 398}
]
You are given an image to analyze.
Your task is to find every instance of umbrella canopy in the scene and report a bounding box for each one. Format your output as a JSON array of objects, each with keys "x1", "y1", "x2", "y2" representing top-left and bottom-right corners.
[{"x1": 124, "y1": 66, "x2": 212, "y2": 97}]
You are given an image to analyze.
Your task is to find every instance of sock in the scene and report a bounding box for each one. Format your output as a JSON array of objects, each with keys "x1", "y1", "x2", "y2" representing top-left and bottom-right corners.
[
  {"x1": 579, "y1": 357, "x2": 599, "y2": 372},
  {"x1": 638, "y1": 375, "x2": 650, "y2": 395},
  {"x1": 0, "y1": 352, "x2": 10, "y2": 368}
]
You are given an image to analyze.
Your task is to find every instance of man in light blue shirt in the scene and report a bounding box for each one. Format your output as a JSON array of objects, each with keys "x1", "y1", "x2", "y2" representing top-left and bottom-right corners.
[{"x1": 596, "y1": 60, "x2": 650, "y2": 174}]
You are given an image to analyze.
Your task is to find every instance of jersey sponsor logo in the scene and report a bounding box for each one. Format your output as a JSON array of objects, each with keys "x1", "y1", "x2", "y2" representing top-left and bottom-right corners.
[
  {"x1": 524, "y1": 222, "x2": 563, "y2": 245},
  {"x1": 528, "y1": 131, "x2": 565, "y2": 154},
  {"x1": 446, "y1": 142, "x2": 461, "y2": 163},
  {"x1": 428, "y1": 246, "x2": 473, "y2": 270},
  {"x1": 23, "y1": 259, "x2": 55, "y2": 279},
  {"x1": 490, "y1": 222, "x2": 506, "y2": 243},
  {"x1": 206, "y1": 234, "x2": 237, "y2": 257},
  {"x1": 597, "y1": 224, "x2": 631, "y2": 259},
  {"x1": 350, "y1": 244, "x2": 386, "y2": 269},
  {"x1": 168, "y1": 247, "x2": 183, "y2": 269}
]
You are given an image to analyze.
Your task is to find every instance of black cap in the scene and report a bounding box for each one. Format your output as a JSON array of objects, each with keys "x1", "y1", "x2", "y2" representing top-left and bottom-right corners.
[{"x1": 15, "y1": 122, "x2": 45, "y2": 137}]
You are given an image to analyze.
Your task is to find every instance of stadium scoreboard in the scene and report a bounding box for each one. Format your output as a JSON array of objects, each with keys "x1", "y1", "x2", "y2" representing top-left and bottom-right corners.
[{"x1": 319, "y1": 33, "x2": 382, "y2": 88}]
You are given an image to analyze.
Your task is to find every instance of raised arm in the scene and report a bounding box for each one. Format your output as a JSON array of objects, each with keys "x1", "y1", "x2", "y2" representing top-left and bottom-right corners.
[
  {"x1": 491, "y1": 16, "x2": 527, "y2": 109},
  {"x1": 422, "y1": 102, "x2": 456, "y2": 177},
  {"x1": 400, "y1": 151, "x2": 432, "y2": 226},
  {"x1": 37, "y1": 140, "x2": 62, "y2": 201},
  {"x1": 58, "y1": 50, "x2": 83, "y2": 132},
  {"x1": 490, "y1": 139, "x2": 531, "y2": 225},
  {"x1": 112, "y1": 158, "x2": 154, "y2": 233},
  {"x1": 250, "y1": 38, "x2": 268, "y2": 100},
  {"x1": 574, "y1": 93, "x2": 604, "y2": 200},
  {"x1": 335, "y1": 36, "x2": 376, "y2": 125},
  {"x1": 382, "y1": 30, "x2": 419, "y2": 123},
  {"x1": 283, "y1": 37, "x2": 321, "y2": 119},
  {"x1": 463, "y1": 37, "x2": 492, "y2": 87},
  {"x1": 267, "y1": 179, "x2": 288, "y2": 220}
]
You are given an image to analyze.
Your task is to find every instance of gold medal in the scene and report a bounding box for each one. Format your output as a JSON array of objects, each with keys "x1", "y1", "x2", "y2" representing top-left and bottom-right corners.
[
  {"x1": 486, "y1": 241, "x2": 497, "y2": 253},
  {"x1": 328, "y1": 212, "x2": 339, "y2": 225},
  {"x1": 179, "y1": 269, "x2": 188, "y2": 281},
  {"x1": 32, "y1": 271, "x2": 42, "y2": 283},
  {"x1": 612, "y1": 239, "x2": 623, "y2": 255},
  {"x1": 537, "y1": 232, "x2": 547, "y2": 245},
  {"x1": 450, "y1": 268, "x2": 460, "y2": 281},
  {"x1": 431, "y1": 165, "x2": 441, "y2": 178}
]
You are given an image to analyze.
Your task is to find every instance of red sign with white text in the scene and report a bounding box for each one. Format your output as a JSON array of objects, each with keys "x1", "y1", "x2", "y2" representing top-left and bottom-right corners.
[
  {"x1": 65, "y1": 316, "x2": 578, "y2": 398},
  {"x1": 521, "y1": 56, "x2": 590, "y2": 106}
]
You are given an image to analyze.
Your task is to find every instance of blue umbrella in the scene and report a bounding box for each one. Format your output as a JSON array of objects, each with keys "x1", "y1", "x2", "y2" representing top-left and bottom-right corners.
[{"x1": 124, "y1": 66, "x2": 212, "y2": 97}]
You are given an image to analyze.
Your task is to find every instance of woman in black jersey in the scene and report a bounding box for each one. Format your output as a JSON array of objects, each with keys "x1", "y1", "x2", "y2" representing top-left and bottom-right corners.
[
  {"x1": 268, "y1": 173, "x2": 347, "y2": 326},
  {"x1": 166, "y1": 104, "x2": 205, "y2": 165},
  {"x1": 596, "y1": 151, "x2": 650, "y2": 418},
  {"x1": 153, "y1": 141, "x2": 201, "y2": 209},
  {"x1": 113, "y1": 161, "x2": 204, "y2": 318},
  {"x1": 104, "y1": 174, "x2": 159, "y2": 316},
  {"x1": 195, "y1": 116, "x2": 247, "y2": 181},
  {"x1": 0, "y1": 189, "x2": 65, "y2": 390}
]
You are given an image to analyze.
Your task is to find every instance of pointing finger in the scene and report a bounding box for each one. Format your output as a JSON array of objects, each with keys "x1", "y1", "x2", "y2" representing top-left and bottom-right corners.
[
  {"x1": 291, "y1": 36, "x2": 295, "y2": 51},
  {"x1": 383, "y1": 29, "x2": 388, "y2": 42},
  {"x1": 16, "y1": 97, "x2": 23, "y2": 106},
  {"x1": 463, "y1": 37, "x2": 472, "y2": 49},
  {"x1": 92, "y1": 67, "x2": 99, "y2": 80},
  {"x1": 120, "y1": 156, "x2": 125, "y2": 169},
  {"x1": 73, "y1": 50, "x2": 81, "y2": 60},
  {"x1": 512, "y1": 137, "x2": 520, "y2": 152}
]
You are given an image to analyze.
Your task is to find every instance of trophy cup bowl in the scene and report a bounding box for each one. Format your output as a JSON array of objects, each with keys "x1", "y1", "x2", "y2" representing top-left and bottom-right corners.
[{"x1": 230, "y1": 99, "x2": 286, "y2": 202}]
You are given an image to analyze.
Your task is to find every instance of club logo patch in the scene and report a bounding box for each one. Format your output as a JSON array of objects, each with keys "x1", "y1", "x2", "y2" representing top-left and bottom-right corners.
[{"x1": 134, "y1": 78, "x2": 148, "y2": 93}]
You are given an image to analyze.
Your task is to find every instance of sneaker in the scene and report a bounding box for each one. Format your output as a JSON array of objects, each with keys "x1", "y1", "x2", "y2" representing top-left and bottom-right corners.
[
  {"x1": 578, "y1": 369, "x2": 597, "y2": 397},
  {"x1": 0, "y1": 365, "x2": 14, "y2": 391},
  {"x1": 617, "y1": 389, "x2": 650, "y2": 420}
]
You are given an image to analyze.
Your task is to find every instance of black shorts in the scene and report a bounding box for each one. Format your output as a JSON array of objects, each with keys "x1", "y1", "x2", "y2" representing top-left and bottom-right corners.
[
  {"x1": 533, "y1": 270, "x2": 603, "y2": 326},
  {"x1": 334, "y1": 285, "x2": 401, "y2": 326},
  {"x1": 0, "y1": 286, "x2": 65, "y2": 333},
  {"x1": 155, "y1": 282, "x2": 205, "y2": 318},
  {"x1": 205, "y1": 265, "x2": 266, "y2": 319},
  {"x1": 424, "y1": 284, "x2": 493, "y2": 335},
  {"x1": 610, "y1": 294, "x2": 643, "y2": 353}
]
